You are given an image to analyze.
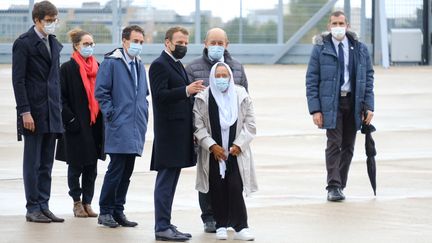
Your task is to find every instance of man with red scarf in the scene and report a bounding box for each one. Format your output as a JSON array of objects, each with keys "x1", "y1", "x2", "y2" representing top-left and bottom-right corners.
[{"x1": 55, "y1": 28, "x2": 105, "y2": 219}]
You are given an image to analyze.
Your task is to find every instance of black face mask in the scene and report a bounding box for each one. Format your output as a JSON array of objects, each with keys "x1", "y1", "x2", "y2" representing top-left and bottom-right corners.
[{"x1": 172, "y1": 44, "x2": 187, "y2": 59}]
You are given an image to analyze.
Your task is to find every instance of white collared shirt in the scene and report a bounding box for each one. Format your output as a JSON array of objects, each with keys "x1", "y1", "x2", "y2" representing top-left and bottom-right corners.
[
  {"x1": 332, "y1": 36, "x2": 350, "y2": 92},
  {"x1": 34, "y1": 26, "x2": 46, "y2": 39}
]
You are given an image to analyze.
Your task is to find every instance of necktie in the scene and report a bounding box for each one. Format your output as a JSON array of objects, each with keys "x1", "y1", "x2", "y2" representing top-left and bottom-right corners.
[
  {"x1": 42, "y1": 37, "x2": 51, "y2": 57},
  {"x1": 176, "y1": 61, "x2": 186, "y2": 79},
  {"x1": 338, "y1": 42, "x2": 344, "y2": 87},
  {"x1": 130, "y1": 61, "x2": 137, "y2": 91}
]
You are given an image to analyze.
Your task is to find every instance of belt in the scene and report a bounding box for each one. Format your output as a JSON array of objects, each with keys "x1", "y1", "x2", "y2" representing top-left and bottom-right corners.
[{"x1": 340, "y1": 91, "x2": 351, "y2": 97}]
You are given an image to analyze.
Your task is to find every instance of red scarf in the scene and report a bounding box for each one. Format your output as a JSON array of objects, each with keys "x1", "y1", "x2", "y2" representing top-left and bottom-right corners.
[{"x1": 72, "y1": 51, "x2": 99, "y2": 124}]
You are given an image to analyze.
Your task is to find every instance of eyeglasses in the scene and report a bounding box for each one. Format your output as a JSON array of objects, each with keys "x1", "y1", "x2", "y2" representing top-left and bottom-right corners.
[
  {"x1": 82, "y1": 42, "x2": 95, "y2": 48},
  {"x1": 42, "y1": 18, "x2": 59, "y2": 25}
]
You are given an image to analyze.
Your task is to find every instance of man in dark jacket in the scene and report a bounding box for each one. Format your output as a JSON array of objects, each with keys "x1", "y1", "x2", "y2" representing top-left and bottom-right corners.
[
  {"x1": 95, "y1": 25, "x2": 149, "y2": 228},
  {"x1": 306, "y1": 11, "x2": 374, "y2": 202},
  {"x1": 185, "y1": 27, "x2": 248, "y2": 92},
  {"x1": 185, "y1": 27, "x2": 249, "y2": 233},
  {"x1": 149, "y1": 26, "x2": 205, "y2": 242},
  {"x1": 12, "y1": 1, "x2": 64, "y2": 223}
]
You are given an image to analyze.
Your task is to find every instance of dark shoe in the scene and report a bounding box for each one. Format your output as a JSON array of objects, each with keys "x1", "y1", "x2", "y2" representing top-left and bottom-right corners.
[
  {"x1": 327, "y1": 188, "x2": 345, "y2": 202},
  {"x1": 98, "y1": 214, "x2": 119, "y2": 228},
  {"x1": 42, "y1": 209, "x2": 65, "y2": 222},
  {"x1": 204, "y1": 221, "x2": 217, "y2": 233},
  {"x1": 171, "y1": 224, "x2": 192, "y2": 238},
  {"x1": 155, "y1": 228, "x2": 189, "y2": 242},
  {"x1": 113, "y1": 213, "x2": 138, "y2": 227},
  {"x1": 26, "y1": 211, "x2": 51, "y2": 223}
]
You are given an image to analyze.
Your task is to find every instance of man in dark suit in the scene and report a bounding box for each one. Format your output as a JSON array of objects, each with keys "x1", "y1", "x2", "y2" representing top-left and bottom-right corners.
[
  {"x1": 12, "y1": 1, "x2": 64, "y2": 223},
  {"x1": 149, "y1": 26, "x2": 205, "y2": 242}
]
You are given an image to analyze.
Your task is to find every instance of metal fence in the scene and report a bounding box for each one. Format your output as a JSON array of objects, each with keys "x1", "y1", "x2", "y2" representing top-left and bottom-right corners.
[{"x1": 0, "y1": 0, "x2": 429, "y2": 65}]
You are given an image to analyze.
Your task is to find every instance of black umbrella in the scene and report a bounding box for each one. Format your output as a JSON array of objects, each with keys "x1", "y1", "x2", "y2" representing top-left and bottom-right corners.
[{"x1": 361, "y1": 123, "x2": 377, "y2": 196}]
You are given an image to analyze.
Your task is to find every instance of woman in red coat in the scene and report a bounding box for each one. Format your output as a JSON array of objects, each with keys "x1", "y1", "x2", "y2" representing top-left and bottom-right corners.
[{"x1": 55, "y1": 28, "x2": 104, "y2": 217}]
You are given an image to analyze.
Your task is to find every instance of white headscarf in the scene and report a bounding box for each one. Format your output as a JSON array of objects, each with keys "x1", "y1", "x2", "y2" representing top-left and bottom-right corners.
[{"x1": 209, "y1": 62, "x2": 238, "y2": 178}]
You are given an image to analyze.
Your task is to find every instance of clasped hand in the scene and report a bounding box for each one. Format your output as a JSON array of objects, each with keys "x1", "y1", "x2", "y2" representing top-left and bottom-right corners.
[{"x1": 210, "y1": 144, "x2": 242, "y2": 161}]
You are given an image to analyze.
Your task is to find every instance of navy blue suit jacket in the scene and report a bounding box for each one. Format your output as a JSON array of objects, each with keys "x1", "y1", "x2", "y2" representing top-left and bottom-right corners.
[
  {"x1": 12, "y1": 27, "x2": 63, "y2": 140},
  {"x1": 149, "y1": 51, "x2": 196, "y2": 171}
]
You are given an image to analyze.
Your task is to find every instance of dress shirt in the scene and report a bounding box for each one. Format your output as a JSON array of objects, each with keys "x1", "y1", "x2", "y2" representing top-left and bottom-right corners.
[{"x1": 332, "y1": 36, "x2": 350, "y2": 92}]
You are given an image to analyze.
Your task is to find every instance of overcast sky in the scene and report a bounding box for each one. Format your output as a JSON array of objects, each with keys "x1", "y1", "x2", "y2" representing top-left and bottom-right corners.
[
  {"x1": 0, "y1": 0, "x2": 422, "y2": 21},
  {"x1": 0, "y1": 0, "x2": 361, "y2": 22}
]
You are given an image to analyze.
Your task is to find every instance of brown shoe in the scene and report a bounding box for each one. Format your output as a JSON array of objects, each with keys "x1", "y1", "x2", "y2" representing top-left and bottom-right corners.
[
  {"x1": 83, "y1": 204, "x2": 98, "y2": 217},
  {"x1": 73, "y1": 201, "x2": 88, "y2": 218}
]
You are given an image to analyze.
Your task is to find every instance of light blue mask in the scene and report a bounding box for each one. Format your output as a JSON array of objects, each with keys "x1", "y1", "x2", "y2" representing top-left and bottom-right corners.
[
  {"x1": 79, "y1": 46, "x2": 94, "y2": 58},
  {"x1": 215, "y1": 77, "x2": 230, "y2": 92},
  {"x1": 128, "y1": 42, "x2": 142, "y2": 57},
  {"x1": 208, "y1": 45, "x2": 225, "y2": 61}
]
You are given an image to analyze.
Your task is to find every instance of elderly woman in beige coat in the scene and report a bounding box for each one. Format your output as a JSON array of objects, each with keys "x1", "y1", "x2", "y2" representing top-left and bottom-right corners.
[{"x1": 193, "y1": 62, "x2": 257, "y2": 241}]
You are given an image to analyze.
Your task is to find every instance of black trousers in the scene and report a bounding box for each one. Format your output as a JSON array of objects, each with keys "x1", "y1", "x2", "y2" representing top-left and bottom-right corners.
[
  {"x1": 23, "y1": 133, "x2": 56, "y2": 213},
  {"x1": 154, "y1": 168, "x2": 181, "y2": 232},
  {"x1": 325, "y1": 96, "x2": 357, "y2": 190},
  {"x1": 68, "y1": 163, "x2": 97, "y2": 204},
  {"x1": 198, "y1": 191, "x2": 214, "y2": 223},
  {"x1": 99, "y1": 154, "x2": 135, "y2": 216},
  {"x1": 209, "y1": 157, "x2": 248, "y2": 232}
]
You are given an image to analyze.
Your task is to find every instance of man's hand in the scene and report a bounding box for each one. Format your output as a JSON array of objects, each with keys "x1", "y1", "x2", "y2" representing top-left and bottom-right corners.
[
  {"x1": 187, "y1": 80, "x2": 205, "y2": 95},
  {"x1": 210, "y1": 144, "x2": 227, "y2": 161},
  {"x1": 312, "y1": 112, "x2": 323, "y2": 128},
  {"x1": 363, "y1": 110, "x2": 374, "y2": 125},
  {"x1": 229, "y1": 145, "x2": 242, "y2": 156},
  {"x1": 22, "y1": 113, "x2": 35, "y2": 132}
]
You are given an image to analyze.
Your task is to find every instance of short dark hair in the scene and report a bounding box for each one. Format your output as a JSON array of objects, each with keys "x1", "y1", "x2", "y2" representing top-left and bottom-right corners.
[
  {"x1": 122, "y1": 25, "x2": 145, "y2": 40},
  {"x1": 165, "y1": 26, "x2": 189, "y2": 41},
  {"x1": 32, "y1": 1, "x2": 58, "y2": 23},
  {"x1": 329, "y1": 10, "x2": 348, "y2": 23}
]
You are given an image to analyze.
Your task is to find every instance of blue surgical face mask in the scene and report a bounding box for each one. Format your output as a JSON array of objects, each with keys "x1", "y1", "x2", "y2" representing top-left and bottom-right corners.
[
  {"x1": 215, "y1": 77, "x2": 230, "y2": 92},
  {"x1": 79, "y1": 46, "x2": 94, "y2": 58},
  {"x1": 208, "y1": 45, "x2": 225, "y2": 61},
  {"x1": 127, "y1": 42, "x2": 142, "y2": 57}
]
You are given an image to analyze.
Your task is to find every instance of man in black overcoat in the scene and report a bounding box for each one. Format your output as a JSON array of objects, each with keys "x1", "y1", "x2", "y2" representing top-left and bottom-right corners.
[
  {"x1": 149, "y1": 26, "x2": 205, "y2": 241},
  {"x1": 12, "y1": 1, "x2": 64, "y2": 223}
]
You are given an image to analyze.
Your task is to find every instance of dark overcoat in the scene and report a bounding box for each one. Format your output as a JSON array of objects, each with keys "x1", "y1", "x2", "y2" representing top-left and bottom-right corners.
[
  {"x1": 55, "y1": 58, "x2": 105, "y2": 166},
  {"x1": 12, "y1": 27, "x2": 64, "y2": 140},
  {"x1": 149, "y1": 51, "x2": 196, "y2": 171}
]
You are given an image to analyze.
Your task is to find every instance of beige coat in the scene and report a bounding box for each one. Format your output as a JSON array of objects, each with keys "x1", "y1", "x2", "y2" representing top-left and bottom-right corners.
[{"x1": 193, "y1": 85, "x2": 258, "y2": 196}]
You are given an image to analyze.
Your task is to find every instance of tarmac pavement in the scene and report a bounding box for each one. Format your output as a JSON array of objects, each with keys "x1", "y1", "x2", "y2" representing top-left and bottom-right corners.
[{"x1": 0, "y1": 64, "x2": 431, "y2": 243}]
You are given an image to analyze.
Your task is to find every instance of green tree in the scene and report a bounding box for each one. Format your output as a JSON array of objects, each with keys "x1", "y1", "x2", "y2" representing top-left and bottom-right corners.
[{"x1": 284, "y1": 0, "x2": 329, "y2": 43}]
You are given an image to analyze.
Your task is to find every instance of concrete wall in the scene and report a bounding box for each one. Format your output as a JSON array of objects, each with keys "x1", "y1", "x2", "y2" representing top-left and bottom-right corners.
[{"x1": 0, "y1": 43, "x2": 314, "y2": 65}]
